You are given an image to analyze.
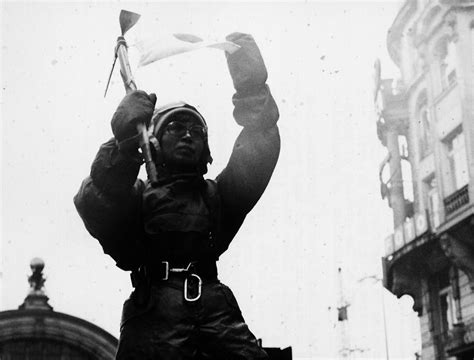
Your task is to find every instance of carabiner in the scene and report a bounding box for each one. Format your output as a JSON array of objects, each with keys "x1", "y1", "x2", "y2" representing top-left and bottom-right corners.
[{"x1": 184, "y1": 273, "x2": 202, "y2": 302}]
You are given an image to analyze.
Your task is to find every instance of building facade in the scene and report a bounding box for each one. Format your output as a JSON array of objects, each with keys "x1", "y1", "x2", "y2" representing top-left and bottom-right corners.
[
  {"x1": 376, "y1": 1, "x2": 474, "y2": 359},
  {"x1": 0, "y1": 258, "x2": 118, "y2": 359}
]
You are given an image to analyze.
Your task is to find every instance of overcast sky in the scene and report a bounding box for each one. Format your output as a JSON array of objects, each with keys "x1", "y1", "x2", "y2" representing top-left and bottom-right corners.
[{"x1": 2, "y1": 1, "x2": 421, "y2": 359}]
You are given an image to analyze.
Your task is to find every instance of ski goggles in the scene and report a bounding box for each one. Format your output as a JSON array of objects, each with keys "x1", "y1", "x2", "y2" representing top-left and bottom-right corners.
[{"x1": 164, "y1": 121, "x2": 207, "y2": 140}]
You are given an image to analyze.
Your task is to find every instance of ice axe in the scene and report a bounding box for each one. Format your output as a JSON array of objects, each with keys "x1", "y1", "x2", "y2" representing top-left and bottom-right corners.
[
  {"x1": 103, "y1": 10, "x2": 240, "y2": 185},
  {"x1": 105, "y1": 9, "x2": 159, "y2": 186}
]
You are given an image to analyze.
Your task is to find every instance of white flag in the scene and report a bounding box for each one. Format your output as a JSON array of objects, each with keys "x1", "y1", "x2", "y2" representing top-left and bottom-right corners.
[{"x1": 132, "y1": 33, "x2": 240, "y2": 68}]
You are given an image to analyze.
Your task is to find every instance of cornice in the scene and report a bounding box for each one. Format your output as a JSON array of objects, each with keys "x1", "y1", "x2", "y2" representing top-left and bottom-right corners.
[
  {"x1": 0, "y1": 309, "x2": 118, "y2": 360},
  {"x1": 387, "y1": 0, "x2": 418, "y2": 66},
  {"x1": 387, "y1": 0, "x2": 472, "y2": 67}
]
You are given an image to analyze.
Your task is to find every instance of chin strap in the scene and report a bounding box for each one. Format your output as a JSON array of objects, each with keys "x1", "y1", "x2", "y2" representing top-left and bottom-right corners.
[{"x1": 148, "y1": 134, "x2": 162, "y2": 165}]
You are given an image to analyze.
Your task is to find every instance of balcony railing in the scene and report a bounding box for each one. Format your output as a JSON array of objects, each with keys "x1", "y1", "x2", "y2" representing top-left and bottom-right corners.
[
  {"x1": 445, "y1": 320, "x2": 474, "y2": 357},
  {"x1": 445, "y1": 323, "x2": 467, "y2": 355},
  {"x1": 444, "y1": 185, "x2": 470, "y2": 216}
]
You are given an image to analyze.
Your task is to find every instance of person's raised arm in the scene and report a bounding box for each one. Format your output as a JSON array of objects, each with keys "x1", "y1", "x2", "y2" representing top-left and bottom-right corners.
[
  {"x1": 217, "y1": 33, "x2": 280, "y2": 213},
  {"x1": 216, "y1": 33, "x2": 280, "y2": 237},
  {"x1": 74, "y1": 91, "x2": 156, "y2": 270}
]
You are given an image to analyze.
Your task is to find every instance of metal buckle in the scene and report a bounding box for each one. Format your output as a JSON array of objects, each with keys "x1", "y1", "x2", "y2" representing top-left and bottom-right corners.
[
  {"x1": 161, "y1": 261, "x2": 169, "y2": 281},
  {"x1": 165, "y1": 262, "x2": 202, "y2": 301},
  {"x1": 184, "y1": 273, "x2": 202, "y2": 302}
]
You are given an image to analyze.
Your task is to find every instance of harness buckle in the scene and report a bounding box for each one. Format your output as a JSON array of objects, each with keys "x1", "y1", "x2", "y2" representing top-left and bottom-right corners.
[
  {"x1": 161, "y1": 261, "x2": 169, "y2": 281},
  {"x1": 163, "y1": 262, "x2": 202, "y2": 302},
  {"x1": 184, "y1": 273, "x2": 202, "y2": 302}
]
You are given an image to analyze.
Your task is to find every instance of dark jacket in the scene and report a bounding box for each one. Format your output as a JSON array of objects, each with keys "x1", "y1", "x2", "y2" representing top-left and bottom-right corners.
[
  {"x1": 74, "y1": 86, "x2": 280, "y2": 271},
  {"x1": 74, "y1": 38, "x2": 280, "y2": 271}
]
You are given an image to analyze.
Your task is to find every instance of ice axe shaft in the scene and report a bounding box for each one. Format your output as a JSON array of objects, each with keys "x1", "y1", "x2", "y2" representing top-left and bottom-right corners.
[
  {"x1": 116, "y1": 10, "x2": 158, "y2": 186},
  {"x1": 116, "y1": 36, "x2": 138, "y2": 93},
  {"x1": 104, "y1": 10, "x2": 140, "y2": 97}
]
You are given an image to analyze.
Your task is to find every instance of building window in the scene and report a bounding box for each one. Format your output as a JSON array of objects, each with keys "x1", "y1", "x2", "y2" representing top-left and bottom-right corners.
[
  {"x1": 416, "y1": 93, "x2": 432, "y2": 159},
  {"x1": 397, "y1": 135, "x2": 415, "y2": 206},
  {"x1": 429, "y1": 268, "x2": 462, "y2": 359},
  {"x1": 446, "y1": 129, "x2": 469, "y2": 192},
  {"x1": 445, "y1": 41, "x2": 457, "y2": 86},
  {"x1": 439, "y1": 285, "x2": 457, "y2": 333},
  {"x1": 424, "y1": 176, "x2": 440, "y2": 229},
  {"x1": 434, "y1": 37, "x2": 457, "y2": 92},
  {"x1": 434, "y1": 270, "x2": 459, "y2": 334}
]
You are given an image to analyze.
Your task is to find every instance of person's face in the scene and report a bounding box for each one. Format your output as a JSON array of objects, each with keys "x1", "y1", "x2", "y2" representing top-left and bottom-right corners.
[{"x1": 160, "y1": 117, "x2": 205, "y2": 171}]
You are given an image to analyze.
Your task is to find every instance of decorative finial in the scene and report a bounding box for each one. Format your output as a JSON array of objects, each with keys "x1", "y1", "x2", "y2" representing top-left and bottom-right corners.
[
  {"x1": 28, "y1": 257, "x2": 46, "y2": 293},
  {"x1": 19, "y1": 257, "x2": 52, "y2": 310}
]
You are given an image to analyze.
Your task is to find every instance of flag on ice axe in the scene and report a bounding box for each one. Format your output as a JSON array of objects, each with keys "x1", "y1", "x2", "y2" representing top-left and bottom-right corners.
[
  {"x1": 134, "y1": 33, "x2": 240, "y2": 67},
  {"x1": 104, "y1": 10, "x2": 239, "y2": 185}
]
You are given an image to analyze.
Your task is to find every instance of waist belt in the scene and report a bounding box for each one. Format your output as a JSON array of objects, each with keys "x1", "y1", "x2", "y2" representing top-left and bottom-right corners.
[
  {"x1": 133, "y1": 260, "x2": 218, "y2": 302},
  {"x1": 147, "y1": 260, "x2": 218, "y2": 281}
]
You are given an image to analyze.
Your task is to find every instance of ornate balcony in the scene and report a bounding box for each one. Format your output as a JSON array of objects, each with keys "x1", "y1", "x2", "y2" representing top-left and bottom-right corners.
[
  {"x1": 382, "y1": 211, "x2": 434, "y2": 316},
  {"x1": 444, "y1": 185, "x2": 469, "y2": 216},
  {"x1": 445, "y1": 320, "x2": 474, "y2": 357}
]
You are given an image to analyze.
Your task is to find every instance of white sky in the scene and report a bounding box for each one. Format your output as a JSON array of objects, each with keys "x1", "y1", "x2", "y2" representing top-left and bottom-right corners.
[{"x1": 1, "y1": 1, "x2": 421, "y2": 359}]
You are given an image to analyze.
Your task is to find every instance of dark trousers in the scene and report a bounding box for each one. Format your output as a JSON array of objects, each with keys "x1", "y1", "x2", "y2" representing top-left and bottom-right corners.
[{"x1": 115, "y1": 279, "x2": 269, "y2": 360}]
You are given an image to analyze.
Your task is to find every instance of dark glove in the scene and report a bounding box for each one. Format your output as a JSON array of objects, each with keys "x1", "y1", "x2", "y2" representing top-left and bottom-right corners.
[
  {"x1": 111, "y1": 90, "x2": 157, "y2": 149},
  {"x1": 225, "y1": 33, "x2": 268, "y2": 92}
]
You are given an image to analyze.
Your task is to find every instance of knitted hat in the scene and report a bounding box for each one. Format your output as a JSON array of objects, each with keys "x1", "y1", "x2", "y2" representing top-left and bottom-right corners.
[{"x1": 149, "y1": 101, "x2": 212, "y2": 174}]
